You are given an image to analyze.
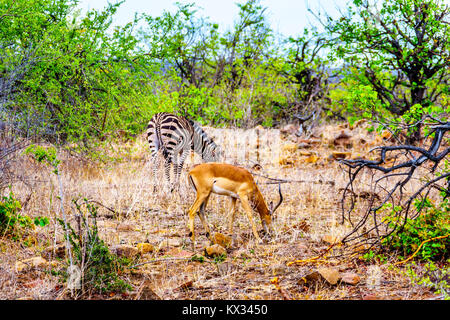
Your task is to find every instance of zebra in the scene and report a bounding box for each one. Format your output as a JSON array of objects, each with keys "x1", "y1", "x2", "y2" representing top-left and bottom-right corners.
[{"x1": 147, "y1": 112, "x2": 222, "y2": 192}]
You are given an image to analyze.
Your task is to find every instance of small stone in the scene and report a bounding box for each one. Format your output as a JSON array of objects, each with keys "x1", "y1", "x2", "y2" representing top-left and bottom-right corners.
[
  {"x1": 158, "y1": 238, "x2": 183, "y2": 250},
  {"x1": 205, "y1": 244, "x2": 227, "y2": 257},
  {"x1": 278, "y1": 156, "x2": 295, "y2": 166},
  {"x1": 299, "y1": 150, "x2": 312, "y2": 156},
  {"x1": 331, "y1": 151, "x2": 352, "y2": 160},
  {"x1": 340, "y1": 272, "x2": 361, "y2": 285},
  {"x1": 322, "y1": 235, "x2": 340, "y2": 245},
  {"x1": 304, "y1": 154, "x2": 319, "y2": 163},
  {"x1": 299, "y1": 267, "x2": 341, "y2": 286},
  {"x1": 111, "y1": 245, "x2": 138, "y2": 258},
  {"x1": 16, "y1": 257, "x2": 49, "y2": 272},
  {"x1": 298, "y1": 271, "x2": 321, "y2": 285},
  {"x1": 333, "y1": 130, "x2": 353, "y2": 147},
  {"x1": 42, "y1": 244, "x2": 66, "y2": 259},
  {"x1": 213, "y1": 233, "x2": 232, "y2": 248},
  {"x1": 318, "y1": 267, "x2": 341, "y2": 285},
  {"x1": 117, "y1": 222, "x2": 135, "y2": 232},
  {"x1": 166, "y1": 247, "x2": 193, "y2": 258},
  {"x1": 271, "y1": 263, "x2": 287, "y2": 275},
  {"x1": 15, "y1": 262, "x2": 27, "y2": 273},
  {"x1": 174, "y1": 279, "x2": 194, "y2": 291},
  {"x1": 136, "y1": 243, "x2": 154, "y2": 254},
  {"x1": 137, "y1": 281, "x2": 161, "y2": 300},
  {"x1": 381, "y1": 130, "x2": 392, "y2": 139}
]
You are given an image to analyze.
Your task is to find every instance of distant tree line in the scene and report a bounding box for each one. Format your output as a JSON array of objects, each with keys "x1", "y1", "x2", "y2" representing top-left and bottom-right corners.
[{"x1": 0, "y1": 0, "x2": 448, "y2": 151}]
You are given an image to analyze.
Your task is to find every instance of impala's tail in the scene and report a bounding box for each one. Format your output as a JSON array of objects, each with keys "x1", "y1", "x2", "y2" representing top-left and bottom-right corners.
[{"x1": 188, "y1": 174, "x2": 197, "y2": 192}]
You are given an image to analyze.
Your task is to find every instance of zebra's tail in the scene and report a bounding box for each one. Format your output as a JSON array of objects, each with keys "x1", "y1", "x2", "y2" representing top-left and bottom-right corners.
[{"x1": 154, "y1": 118, "x2": 170, "y2": 158}]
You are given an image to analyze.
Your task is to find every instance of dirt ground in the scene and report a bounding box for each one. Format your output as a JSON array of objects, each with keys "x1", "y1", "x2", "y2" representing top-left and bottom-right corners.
[{"x1": 0, "y1": 122, "x2": 444, "y2": 300}]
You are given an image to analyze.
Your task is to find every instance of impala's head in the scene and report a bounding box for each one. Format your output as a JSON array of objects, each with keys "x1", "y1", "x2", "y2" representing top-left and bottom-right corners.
[{"x1": 255, "y1": 183, "x2": 283, "y2": 236}]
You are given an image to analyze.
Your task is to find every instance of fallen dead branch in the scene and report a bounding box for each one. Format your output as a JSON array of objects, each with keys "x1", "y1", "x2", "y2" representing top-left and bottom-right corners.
[
  {"x1": 393, "y1": 234, "x2": 450, "y2": 266},
  {"x1": 248, "y1": 169, "x2": 335, "y2": 186},
  {"x1": 129, "y1": 257, "x2": 194, "y2": 269},
  {"x1": 338, "y1": 119, "x2": 449, "y2": 255}
]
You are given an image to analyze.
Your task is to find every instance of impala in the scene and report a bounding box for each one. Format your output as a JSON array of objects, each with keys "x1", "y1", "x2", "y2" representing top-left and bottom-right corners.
[{"x1": 187, "y1": 163, "x2": 283, "y2": 247}]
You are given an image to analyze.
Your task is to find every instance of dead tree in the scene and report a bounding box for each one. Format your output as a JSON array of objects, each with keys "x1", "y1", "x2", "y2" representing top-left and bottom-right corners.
[{"x1": 338, "y1": 117, "x2": 449, "y2": 253}]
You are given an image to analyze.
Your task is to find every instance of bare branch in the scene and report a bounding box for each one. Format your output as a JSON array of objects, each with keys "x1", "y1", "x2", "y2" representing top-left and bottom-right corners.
[{"x1": 338, "y1": 120, "x2": 450, "y2": 253}]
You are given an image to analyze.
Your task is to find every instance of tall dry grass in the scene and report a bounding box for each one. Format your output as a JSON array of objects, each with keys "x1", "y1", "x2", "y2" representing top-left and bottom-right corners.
[{"x1": 1, "y1": 123, "x2": 437, "y2": 299}]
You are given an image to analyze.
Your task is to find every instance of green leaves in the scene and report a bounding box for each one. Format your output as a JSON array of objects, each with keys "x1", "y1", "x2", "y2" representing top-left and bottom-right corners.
[
  {"x1": 0, "y1": 191, "x2": 45, "y2": 239},
  {"x1": 325, "y1": 0, "x2": 449, "y2": 132},
  {"x1": 24, "y1": 145, "x2": 60, "y2": 174},
  {"x1": 34, "y1": 216, "x2": 50, "y2": 227},
  {"x1": 58, "y1": 199, "x2": 132, "y2": 295},
  {"x1": 383, "y1": 197, "x2": 449, "y2": 261},
  {"x1": 2, "y1": 0, "x2": 445, "y2": 145},
  {"x1": 1, "y1": 0, "x2": 155, "y2": 149}
]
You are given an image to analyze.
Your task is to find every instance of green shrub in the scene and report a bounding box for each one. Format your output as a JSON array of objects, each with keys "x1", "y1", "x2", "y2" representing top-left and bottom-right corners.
[
  {"x1": 59, "y1": 199, "x2": 132, "y2": 295},
  {"x1": 406, "y1": 261, "x2": 450, "y2": 300},
  {"x1": 0, "y1": 192, "x2": 32, "y2": 239},
  {"x1": 383, "y1": 197, "x2": 450, "y2": 261},
  {"x1": 24, "y1": 145, "x2": 60, "y2": 174},
  {"x1": 0, "y1": 191, "x2": 49, "y2": 240}
]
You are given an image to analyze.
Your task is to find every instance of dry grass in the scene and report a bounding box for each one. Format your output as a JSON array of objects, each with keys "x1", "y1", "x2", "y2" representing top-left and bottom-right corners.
[{"x1": 0, "y1": 123, "x2": 442, "y2": 300}]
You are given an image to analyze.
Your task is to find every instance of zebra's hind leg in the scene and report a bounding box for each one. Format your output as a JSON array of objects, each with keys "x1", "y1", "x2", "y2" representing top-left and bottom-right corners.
[
  {"x1": 151, "y1": 152, "x2": 159, "y2": 193},
  {"x1": 163, "y1": 156, "x2": 172, "y2": 192},
  {"x1": 172, "y1": 149, "x2": 189, "y2": 193}
]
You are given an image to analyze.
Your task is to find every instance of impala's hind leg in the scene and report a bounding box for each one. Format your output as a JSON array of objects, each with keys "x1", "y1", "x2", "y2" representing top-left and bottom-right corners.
[
  {"x1": 187, "y1": 191, "x2": 210, "y2": 250},
  {"x1": 227, "y1": 197, "x2": 237, "y2": 234}
]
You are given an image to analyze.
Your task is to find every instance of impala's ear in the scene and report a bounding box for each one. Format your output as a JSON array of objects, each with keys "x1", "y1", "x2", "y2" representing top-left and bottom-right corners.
[{"x1": 269, "y1": 201, "x2": 274, "y2": 212}]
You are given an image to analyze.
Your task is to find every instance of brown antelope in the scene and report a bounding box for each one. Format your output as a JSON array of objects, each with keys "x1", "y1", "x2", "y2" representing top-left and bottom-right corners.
[{"x1": 187, "y1": 163, "x2": 283, "y2": 247}]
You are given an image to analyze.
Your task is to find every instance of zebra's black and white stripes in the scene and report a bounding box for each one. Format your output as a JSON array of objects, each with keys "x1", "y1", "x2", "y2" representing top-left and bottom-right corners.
[{"x1": 147, "y1": 112, "x2": 221, "y2": 191}]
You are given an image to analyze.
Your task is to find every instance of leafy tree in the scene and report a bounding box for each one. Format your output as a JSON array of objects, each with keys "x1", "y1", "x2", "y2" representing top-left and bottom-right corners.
[
  {"x1": 138, "y1": 0, "x2": 282, "y2": 127},
  {"x1": 138, "y1": 3, "x2": 226, "y2": 123},
  {"x1": 270, "y1": 28, "x2": 331, "y2": 121},
  {"x1": 220, "y1": 0, "x2": 272, "y2": 94},
  {"x1": 0, "y1": 0, "x2": 155, "y2": 150},
  {"x1": 324, "y1": 0, "x2": 449, "y2": 141},
  {"x1": 139, "y1": 2, "x2": 221, "y2": 89}
]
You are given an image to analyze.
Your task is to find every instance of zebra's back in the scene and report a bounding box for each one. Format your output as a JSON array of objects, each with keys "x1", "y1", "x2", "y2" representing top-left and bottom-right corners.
[
  {"x1": 147, "y1": 112, "x2": 221, "y2": 192},
  {"x1": 147, "y1": 112, "x2": 194, "y2": 157}
]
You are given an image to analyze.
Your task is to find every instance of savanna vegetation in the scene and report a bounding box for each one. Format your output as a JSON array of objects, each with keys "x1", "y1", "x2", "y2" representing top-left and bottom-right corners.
[{"x1": 0, "y1": 0, "x2": 448, "y2": 300}]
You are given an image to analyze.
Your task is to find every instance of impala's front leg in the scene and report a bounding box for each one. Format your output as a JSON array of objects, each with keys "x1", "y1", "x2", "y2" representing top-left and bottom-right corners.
[{"x1": 239, "y1": 194, "x2": 263, "y2": 244}]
